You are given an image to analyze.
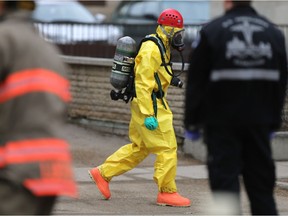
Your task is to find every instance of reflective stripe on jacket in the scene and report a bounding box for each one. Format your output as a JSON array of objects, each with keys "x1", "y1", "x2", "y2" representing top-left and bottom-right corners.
[
  {"x1": 0, "y1": 10, "x2": 77, "y2": 197},
  {"x1": 0, "y1": 68, "x2": 71, "y2": 103},
  {"x1": 0, "y1": 138, "x2": 76, "y2": 197}
]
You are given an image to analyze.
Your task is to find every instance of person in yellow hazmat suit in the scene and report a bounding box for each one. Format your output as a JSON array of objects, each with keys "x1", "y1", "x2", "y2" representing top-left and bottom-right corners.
[{"x1": 89, "y1": 8, "x2": 191, "y2": 207}]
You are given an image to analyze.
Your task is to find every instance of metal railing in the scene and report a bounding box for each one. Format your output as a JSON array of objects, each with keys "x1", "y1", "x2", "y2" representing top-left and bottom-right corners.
[
  {"x1": 34, "y1": 22, "x2": 288, "y2": 59},
  {"x1": 33, "y1": 22, "x2": 201, "y2": 60}
]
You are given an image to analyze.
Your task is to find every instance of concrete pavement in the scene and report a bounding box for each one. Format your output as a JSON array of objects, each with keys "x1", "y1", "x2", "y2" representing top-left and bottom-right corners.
[
  {"x1": 53, "y1": 162, "x2": 288, "y2": 215},
  {"x1": 52, "y1": 124, "x2": 288, "y2": 215},
  {"x1": 75, "y1": 162, "x2": 288, "y2": 183}
]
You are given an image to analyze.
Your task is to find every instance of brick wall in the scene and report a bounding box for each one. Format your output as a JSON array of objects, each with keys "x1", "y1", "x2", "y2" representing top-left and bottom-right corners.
[
  {"x1": 63, "y1": 56, "x2": 288, "y2": 143},
  {"x1": 63, "y1": 56, "x2": 188, "y2": 143}
]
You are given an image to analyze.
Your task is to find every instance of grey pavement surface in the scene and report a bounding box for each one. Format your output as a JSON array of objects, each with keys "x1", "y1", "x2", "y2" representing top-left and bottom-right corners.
[{"x1": 53, "y1": 123, "x2": 288, "y2": 215}]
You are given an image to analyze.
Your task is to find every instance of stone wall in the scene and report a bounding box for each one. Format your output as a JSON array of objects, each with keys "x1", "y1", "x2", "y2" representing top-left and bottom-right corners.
[
  {"x1": 63, "y1": 56, "x2": 188, "y2": 143},
  {"x1": 63, "y1": 56, "x2": 288, "y2": 146}
]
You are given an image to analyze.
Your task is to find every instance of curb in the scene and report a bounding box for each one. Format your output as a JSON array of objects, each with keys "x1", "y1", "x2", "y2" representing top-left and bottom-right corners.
[
  {"x1": 276, "y1": 181, "x2": 288, "y2": 191},
  {"x1": 183, "y1": 132, "x2": 288, "y2": 162}
]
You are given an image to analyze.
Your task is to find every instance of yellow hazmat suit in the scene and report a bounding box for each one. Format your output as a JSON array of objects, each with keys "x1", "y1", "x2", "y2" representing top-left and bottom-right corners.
[{"x1": 99, "y1": 25, "x2": 183, "y2": 193}]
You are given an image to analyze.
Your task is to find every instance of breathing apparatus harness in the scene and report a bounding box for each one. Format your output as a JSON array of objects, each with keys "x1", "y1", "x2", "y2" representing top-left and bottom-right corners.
[
  {"x1": 141, "y1": 34, "x2": 186, "y2": 116},
  {"x1": 111, "y1": 8, "x2": 185, "y2": 119},
  {"x1": 110, "y1": 33, "x2": 185, "y2": 118},
  {"x1": 146, "y1": 33, "x2": 184, "y2": 87}
]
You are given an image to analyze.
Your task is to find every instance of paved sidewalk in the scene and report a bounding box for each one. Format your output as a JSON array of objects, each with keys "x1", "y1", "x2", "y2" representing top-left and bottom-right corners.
[
  {"x1": 76, "y1": 162, "x2": 288, "y2": 187},
  {"x1": 52, "y1": 124, "x2": 288, "y2": 215},
  {"x1": 54, "y1": 162, "x2": 288, "y2": 215}
]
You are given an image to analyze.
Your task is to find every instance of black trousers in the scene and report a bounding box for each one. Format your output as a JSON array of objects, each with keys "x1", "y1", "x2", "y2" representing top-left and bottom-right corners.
[
  {"x1": 204, "y1": 124, "x2": 278, "y2": 215},
  {"x1": 0, "y1": 179, "x2": 57, "y2": 215}
]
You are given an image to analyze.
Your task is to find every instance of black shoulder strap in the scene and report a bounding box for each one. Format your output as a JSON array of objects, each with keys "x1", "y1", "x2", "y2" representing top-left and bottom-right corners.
[
  {"x1": 137, "y1": 35, "x2": 174, "y2": 77},
  {"x1": 142, "y1": 35, "x2": 166, "y2": 60}
]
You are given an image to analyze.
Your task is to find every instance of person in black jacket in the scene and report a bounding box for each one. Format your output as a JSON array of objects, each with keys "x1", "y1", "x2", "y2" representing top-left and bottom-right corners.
[{"x1": 184, "y1": 0, "x2": 287, "y2": 214}]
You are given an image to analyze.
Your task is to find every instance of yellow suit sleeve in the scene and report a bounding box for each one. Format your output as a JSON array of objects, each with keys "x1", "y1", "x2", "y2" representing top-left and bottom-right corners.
[{"x1": 134, "y1": 41, "x2": 162, "y2": 116}]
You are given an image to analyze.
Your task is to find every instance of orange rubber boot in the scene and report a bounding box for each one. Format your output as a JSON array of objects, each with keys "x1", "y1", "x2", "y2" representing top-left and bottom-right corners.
[
  {"x1": 157, "y1": 192, "x2": 191, "y2": 207},
  {"x1": 88, "y1": 167, "x2": 111, "y2": 200}
]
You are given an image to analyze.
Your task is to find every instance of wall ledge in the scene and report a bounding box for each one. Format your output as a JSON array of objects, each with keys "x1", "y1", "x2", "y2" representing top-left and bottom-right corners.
[
  {"x1": 60, "y1": 55, "x2": 189, "y2": 70},
  {"x1": 183, "y1": 132, "x2": 288, "y2": 162},
  {"x1": 61, "y1": 55, "x2": 113, "y2": 66}
]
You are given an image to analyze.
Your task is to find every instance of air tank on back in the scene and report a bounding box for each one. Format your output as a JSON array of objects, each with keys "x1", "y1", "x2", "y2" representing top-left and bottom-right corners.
[{"x1": 110, "y1": 36, "x2": 137, "y2": 90}]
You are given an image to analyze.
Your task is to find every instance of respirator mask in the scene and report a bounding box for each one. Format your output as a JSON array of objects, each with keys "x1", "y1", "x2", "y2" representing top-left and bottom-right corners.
[
  {"x1": 171, "y1": 29, "x2": 185, "y2": 52},
  {"x1": 169, "y1": 29, "x2": 185, "y2": 88}
]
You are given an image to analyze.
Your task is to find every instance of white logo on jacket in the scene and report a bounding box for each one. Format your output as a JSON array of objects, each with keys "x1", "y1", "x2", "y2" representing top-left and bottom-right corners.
[{"x1": 224, "y1": 18, "x2": 272, "y2": 67}]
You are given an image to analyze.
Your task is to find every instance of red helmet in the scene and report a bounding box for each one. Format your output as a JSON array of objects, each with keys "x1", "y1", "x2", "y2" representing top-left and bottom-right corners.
[{"x1": 157, "y1": 8, "x2": 184, "y2": 28}]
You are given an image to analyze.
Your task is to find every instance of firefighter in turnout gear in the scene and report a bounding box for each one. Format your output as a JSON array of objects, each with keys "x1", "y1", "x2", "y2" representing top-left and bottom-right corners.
[
  {"x1": 184, "y1": 0, "x2": 287, "y2": 214},
  {"x1": 89, "y1": 8, "x2": 191, "y2": 207},
  {"x1": 0, "y1": 1, "x2": 77, "y2": 214}
]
